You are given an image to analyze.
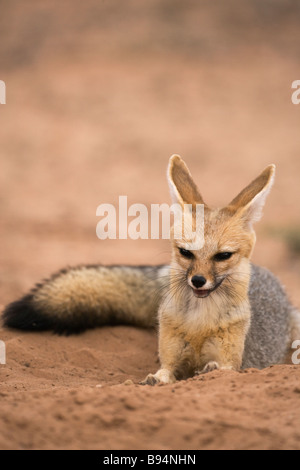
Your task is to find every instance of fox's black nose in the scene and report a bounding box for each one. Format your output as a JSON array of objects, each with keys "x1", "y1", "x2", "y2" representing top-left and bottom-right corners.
[{"x1": 191, "y1": 275, "x2": 207, "y2": 289}]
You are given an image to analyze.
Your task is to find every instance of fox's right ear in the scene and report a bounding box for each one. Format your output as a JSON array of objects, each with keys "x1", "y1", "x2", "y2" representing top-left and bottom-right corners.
[
  {"x1": 167, "y1": 155, "x2": 206, "y2": 208},
  {"x1": 227, "y1": 164, "x2": 276, "y2": 228}
]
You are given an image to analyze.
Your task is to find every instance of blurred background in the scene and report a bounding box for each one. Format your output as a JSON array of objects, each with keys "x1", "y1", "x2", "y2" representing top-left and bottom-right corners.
[{"x1": 0, "y1": 0, "x2": 300, "y2": 309}]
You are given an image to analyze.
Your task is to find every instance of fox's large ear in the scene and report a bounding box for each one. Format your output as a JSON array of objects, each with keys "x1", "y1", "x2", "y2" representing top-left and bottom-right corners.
[
  {"x1": 167, "y1": 155, "x2": 206, "y2": 208},
  {"x1": 227, "y1": 164, "x2": 276, "y2": 228}
]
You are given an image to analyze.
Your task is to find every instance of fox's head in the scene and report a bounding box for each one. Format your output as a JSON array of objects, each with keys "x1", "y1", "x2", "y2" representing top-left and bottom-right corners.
[{"x1": 167, "y1": 155, "x2": 275, "y2": 301}]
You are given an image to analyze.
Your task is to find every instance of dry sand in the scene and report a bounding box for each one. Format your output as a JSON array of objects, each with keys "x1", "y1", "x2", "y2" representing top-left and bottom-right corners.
[{"x1": 1, "y1": 326, "x2": 300, "y2": 450}]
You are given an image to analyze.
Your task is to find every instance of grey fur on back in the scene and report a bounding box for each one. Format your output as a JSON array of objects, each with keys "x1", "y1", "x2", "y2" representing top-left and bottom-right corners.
[{"x1": 242, "y1": 264, "x2": 292, "y2": 369}]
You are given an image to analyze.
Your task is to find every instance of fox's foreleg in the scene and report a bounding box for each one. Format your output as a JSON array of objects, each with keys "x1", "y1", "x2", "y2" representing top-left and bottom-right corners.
[
  {"x1": 197, "y1": 318, "x2": 250, "y2": 374},
  {"x1": 140, "y1": 319, "x2": 188, "y2": 385}
]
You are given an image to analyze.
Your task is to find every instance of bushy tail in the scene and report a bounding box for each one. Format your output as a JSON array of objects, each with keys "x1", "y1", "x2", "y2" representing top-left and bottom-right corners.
[{"x1": 2, "y1": 264, "x2": 168, "y2": 334}]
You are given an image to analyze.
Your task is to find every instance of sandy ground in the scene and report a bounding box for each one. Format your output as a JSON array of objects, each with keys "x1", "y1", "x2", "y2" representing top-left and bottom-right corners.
[
  {"x1": 0, "y1": 1, "x2": 300, "y2": 449},
  {"x1": 0, "y1": 326, "x2": 300, "y2": 450}
]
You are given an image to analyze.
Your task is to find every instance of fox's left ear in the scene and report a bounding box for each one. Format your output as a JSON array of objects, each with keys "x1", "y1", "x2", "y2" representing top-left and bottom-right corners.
[{"x1": 227, "y1": 164, "x2": 276, "y2": 228}]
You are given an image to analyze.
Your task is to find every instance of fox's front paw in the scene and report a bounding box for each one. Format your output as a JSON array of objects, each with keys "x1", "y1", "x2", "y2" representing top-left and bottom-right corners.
[
  {"x1": 140, "y1": 373, "x2": 160, "y2": 386},
  {"x1": 140, "y1": 368, "x2": 176, "y2": 386},
  {"x1": 198, "y1": 361, "x2": 220, "y2": 374}
]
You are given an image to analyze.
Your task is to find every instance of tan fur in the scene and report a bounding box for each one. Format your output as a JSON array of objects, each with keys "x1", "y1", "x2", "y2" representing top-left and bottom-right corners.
[
  {"x1": 141, "y1": 156, "x2": 275, "y2": 385},
  {"x1": 34, "y1": 266, "x2": 161, "y2": 328},
  {"x1": 228, "y1": 165, "x2": 275, "y2": 211},
  {"x1": 168, "y1": 155, "x2": 206, "y2": 208},
  {"x1": 4, "y1": 155, "x2": 294, "y2": 380}
]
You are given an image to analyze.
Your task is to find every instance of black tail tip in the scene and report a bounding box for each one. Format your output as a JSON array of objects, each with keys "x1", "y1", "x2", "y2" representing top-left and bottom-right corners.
[
  {"x1": 2, "y1": 295, "x2": 53, "y2": 332},
  {"x1": 2, "y1": 295, "x2": 92, "y2": 335}
]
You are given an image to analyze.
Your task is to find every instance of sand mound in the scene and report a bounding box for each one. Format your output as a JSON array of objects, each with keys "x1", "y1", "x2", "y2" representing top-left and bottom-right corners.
[{"x1": 0, "y1": 326, "x2": 299, "y2": 450}]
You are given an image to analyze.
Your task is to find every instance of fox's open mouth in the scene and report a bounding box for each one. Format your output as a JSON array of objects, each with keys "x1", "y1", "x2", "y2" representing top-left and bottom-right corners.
[{"x1": 192, "y1": 279, "x2": 224, "y2": 298}]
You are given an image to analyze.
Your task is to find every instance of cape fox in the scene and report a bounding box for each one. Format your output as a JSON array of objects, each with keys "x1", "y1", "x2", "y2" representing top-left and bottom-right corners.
[{"x1": 2, "y1": 156, "x2": 300, "y2": 385}]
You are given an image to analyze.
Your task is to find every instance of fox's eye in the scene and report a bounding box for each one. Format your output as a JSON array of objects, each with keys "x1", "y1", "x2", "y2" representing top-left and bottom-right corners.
[
  {"x1": 179, "y1": 248, "x2": 194, "y2": 259},
  {"x1": 214, "y1": 252, "x2": 233, "y2": 262}
]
